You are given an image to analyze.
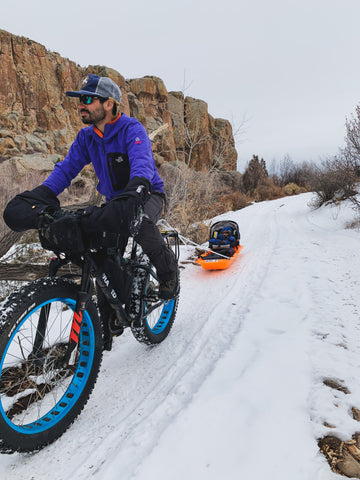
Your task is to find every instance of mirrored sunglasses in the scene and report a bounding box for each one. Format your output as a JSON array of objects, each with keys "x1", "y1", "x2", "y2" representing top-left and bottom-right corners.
[{"x1": 78, "y1": 95, "x2": 98, "y2": 105}]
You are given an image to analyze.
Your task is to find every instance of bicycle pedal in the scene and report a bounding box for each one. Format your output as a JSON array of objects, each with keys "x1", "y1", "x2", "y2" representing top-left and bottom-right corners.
[
  {"x1": 109, "y1": 317, "x2": 124, "y2": 337},
  {"x1": 111, "y1": 326, "x2": 124, "y2": 337}
]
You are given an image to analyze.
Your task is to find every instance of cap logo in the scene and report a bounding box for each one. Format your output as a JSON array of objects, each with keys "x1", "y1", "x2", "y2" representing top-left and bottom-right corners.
[{"x1": 81, "y1": 75, "x2": 89, "y2": 87}]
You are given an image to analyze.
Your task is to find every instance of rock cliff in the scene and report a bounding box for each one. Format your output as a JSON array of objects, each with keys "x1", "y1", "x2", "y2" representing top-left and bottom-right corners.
[{"x1": 0, "y1": 29, "x2": 237, "y2": 175}]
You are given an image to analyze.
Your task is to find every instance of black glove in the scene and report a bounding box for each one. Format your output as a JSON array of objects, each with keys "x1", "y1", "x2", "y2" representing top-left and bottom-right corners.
[
  {"x1": 78, "y1": 177, "x2": 150, "y2": 237},
  {"x1": 123, "y1": 176, "x2": 151, "y2": 204},
  {"x1": 80, "y1": 191, "x2": 144, "y2": 238},
  {"x1": 37, "y1": 205, "x2": 63, "y2": 228},
  {"x1": 38, "y1": 210, "x2": 85, "y2": 255},
  {"x1": 3, "y1": 185, "x2": 60, "y2": 232}
]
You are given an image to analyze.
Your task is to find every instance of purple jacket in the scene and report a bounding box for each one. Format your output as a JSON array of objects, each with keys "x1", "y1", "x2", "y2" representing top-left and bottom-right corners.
[{"x1": 43, "y1": 114, "x2": 164, "y2": 202}]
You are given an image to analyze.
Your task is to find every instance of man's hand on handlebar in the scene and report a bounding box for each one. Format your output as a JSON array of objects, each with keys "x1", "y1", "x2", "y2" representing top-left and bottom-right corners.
[{"x1": 38, "y1": 209, "x2": 85, "y2": 255}]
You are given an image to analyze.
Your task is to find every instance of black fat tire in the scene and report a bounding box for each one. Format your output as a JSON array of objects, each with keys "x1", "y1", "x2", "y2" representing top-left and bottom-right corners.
[
  {"x1": 0, "y1": 277, "x2": 102, "y2": 453},
  {"x1": 130, "y1": 257, "x2": 179, "y2": 345}
]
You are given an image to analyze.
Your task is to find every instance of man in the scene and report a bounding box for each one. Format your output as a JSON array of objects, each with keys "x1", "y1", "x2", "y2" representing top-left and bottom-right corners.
[{"x1": 3, "y1": 74, "x2": 178, "y2": 300}]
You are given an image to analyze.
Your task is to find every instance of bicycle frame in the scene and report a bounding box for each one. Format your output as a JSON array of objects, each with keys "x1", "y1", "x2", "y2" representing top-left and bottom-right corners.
[
  {"x1": 0, "y1": 223, "x2": 180, "y2": 454},
  {"x1": 31, "y1": 240, "x2": 161, "y2": 367}
]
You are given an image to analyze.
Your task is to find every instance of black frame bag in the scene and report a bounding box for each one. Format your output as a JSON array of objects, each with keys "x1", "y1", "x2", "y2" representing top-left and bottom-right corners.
[{"x1": 93, "y1": 252, "x2": 133, "y2": 305}]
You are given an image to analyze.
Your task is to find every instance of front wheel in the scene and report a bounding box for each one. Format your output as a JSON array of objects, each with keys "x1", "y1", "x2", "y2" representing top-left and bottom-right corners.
[
  {"x1": 0, "y1": 277, "x2": 102, "y2": 453},
  {"x1": 130, "y1": 259, "x2": 179, "y2": 345}
]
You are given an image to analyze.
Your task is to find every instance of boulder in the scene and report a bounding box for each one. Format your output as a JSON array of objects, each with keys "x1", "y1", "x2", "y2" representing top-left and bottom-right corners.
[{"x1": 2, "y1": 153, "x2": 62, "y2": 176}]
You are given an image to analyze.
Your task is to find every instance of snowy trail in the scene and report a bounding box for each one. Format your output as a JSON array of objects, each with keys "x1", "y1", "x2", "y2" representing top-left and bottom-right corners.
[
  {"x1": 131, "y1": 195, "x2": 360, "y2": 480},
  {"x1": 3, "y1": 199, "x2": 280, "y2": 480},
  {"x1": 2, "y1": 193, "x2": 360, "y2": 480}
]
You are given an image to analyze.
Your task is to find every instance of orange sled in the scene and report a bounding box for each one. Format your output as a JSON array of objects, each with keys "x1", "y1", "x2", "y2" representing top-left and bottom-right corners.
[{"x1": 196, "y1": 244, "x2": 244, "y2": 270}]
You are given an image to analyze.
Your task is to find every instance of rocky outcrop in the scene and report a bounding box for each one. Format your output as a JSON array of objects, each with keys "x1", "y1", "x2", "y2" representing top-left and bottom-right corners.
[{"x1": 0, "y1": 29, "x2": 237, "y2": 174}]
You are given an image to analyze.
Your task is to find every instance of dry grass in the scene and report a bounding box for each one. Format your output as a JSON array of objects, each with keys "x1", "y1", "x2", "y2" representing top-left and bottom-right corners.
[{"x1": 319, "y1": 434, "x2": 360, "y2": 478}]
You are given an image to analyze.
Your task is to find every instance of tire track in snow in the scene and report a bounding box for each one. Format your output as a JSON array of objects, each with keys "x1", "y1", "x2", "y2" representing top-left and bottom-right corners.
[{"x1": 80, "y1": 201, "x2": 281, "y2": 480}]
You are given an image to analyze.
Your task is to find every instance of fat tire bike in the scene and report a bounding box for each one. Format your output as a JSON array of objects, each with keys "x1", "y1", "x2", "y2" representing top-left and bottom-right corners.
[{"x1": 0, "y1": 225, "x2": 180, "y2": 453}]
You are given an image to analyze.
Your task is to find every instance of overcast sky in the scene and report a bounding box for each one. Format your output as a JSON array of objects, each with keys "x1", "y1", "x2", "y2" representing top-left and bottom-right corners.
[{"x1": 2, "y1": 0, "x2": 360, "y2": 171}]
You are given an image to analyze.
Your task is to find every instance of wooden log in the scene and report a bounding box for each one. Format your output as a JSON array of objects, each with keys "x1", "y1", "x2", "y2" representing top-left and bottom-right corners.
[
  {"x1": 0, "y1": 262, "x2": 81, "y2": 281},
  {"x1": 0, "y1": 231, "x2": 24, "y2": 259}
]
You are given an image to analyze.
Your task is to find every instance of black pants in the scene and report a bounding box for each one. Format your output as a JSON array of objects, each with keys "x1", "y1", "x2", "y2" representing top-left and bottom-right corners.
[
  {"x1": 135, "y1": 193, "x2": 178, "y2": 282},
  {"x1": 97, "y1": 193, "x2": 177, "y2": 331}
]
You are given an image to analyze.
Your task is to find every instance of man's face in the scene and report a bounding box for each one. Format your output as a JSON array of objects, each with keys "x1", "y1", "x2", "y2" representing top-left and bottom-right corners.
[{"x1": 78, "y1": 96, "x2": 106, "y2": 125}]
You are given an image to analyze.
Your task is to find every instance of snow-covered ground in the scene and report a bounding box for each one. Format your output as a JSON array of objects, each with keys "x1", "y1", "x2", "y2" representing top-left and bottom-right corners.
[{"x1": 1, "y1": 192, "x2": 360, "y2": 480}]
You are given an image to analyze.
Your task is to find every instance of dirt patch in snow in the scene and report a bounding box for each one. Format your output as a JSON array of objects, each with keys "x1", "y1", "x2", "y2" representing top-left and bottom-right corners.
[{"x1": 319, "y1": 378, "x2": 360, "y2": 478}]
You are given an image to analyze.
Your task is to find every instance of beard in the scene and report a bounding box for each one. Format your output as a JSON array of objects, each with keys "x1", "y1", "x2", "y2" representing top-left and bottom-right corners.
[{"x1": 80, "y1": 104, "x2": 106, "y2": 125}]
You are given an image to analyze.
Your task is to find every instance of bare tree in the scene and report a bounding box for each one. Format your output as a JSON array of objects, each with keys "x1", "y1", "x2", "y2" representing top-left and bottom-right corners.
[
  {"x1": 183, "y1": 113, "x2": 210, "y2": 169},
  {"x1": 309, "y1": 102, "x2": 360, "y2": 208},
  {"x1": 310, "y1": 154, "x2": 358, "y2": 208},
  {"x1": 182, "y1": 111, "x2": 210, "y2": 208},
  {"x1": 344, "y1": 105, "x2": 360, "y2": 170},
  {"x1": 270, "y1": 154, "x2": 318, "y2": 189}
]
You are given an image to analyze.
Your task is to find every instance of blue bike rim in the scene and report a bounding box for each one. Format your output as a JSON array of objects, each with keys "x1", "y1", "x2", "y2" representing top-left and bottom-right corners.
[
  {"x1": 144, "y1": 280, "x2": 175, "y2": 334},
  {"x1": 0, "y1": 298, "x2": 95, "y2": 434}
]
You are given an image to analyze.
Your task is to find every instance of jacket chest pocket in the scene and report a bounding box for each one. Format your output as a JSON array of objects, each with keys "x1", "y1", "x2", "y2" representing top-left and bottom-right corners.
[{"x1": 107, "y1": 152, "x2": 130, "y2": 191}]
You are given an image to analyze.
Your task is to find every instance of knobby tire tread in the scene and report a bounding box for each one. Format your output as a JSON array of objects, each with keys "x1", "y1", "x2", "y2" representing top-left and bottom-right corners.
[
  {"x1": 130, "y1": 257, "x2": 179, "y2": 345},
  {"x1": 0, "y1": 277, "x2": 103, "y2": 453}
]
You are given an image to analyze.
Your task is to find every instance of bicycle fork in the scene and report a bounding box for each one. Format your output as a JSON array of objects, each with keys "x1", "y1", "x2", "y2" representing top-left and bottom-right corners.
[
  {"x1": 62, "y1": 260, "x2": 92, "y2": 367},
  {"x1": 31, "y1": 257, "x2": 93, "y2": 368}
]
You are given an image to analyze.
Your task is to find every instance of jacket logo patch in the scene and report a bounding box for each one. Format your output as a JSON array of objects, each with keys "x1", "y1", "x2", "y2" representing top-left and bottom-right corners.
[{"x1": 134, "y1": 137, "x2": 142, "y2": 145}]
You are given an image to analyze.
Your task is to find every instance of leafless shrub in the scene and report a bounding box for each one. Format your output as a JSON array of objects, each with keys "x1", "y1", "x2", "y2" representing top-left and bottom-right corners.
[
  {"x1": 310, "y1": 154, "x2": 359, "y2": 208},
  {"x1": 283, "y1": 183, "x2": 307, "y2": 196},
  {"x1": 252, "y1": 178, "x2": 284, "y2": 202},
  {"x1": 344, "y1": 104, "x2": 360, "y2": 169},
  {"x1": 160, "y1": 162, "x2": 239, "y2": 240},
  {"x1": 223, "y1": 191, "x2": 252, "y2": 210},
  {"x1": 270, "y1": 155, "x2": 318, "y2": 190}
]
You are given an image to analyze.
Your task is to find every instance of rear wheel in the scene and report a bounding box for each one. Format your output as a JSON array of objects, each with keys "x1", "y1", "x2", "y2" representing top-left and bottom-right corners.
[
  {"x1": 130, "y1": 259, "x2": 179, "y2": 345},
  {"x1": 0, "y1": 278, "x2": 102, "y2": 452}
]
